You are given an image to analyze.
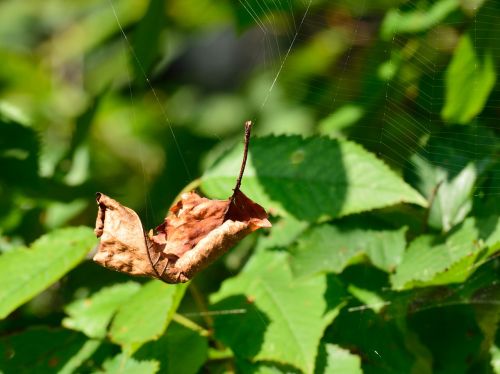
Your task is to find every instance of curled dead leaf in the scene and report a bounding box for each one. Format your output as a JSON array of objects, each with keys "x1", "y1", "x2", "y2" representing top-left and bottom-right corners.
[{"x1": 93, "y1": 121, "x2": 271, "y2": 283}]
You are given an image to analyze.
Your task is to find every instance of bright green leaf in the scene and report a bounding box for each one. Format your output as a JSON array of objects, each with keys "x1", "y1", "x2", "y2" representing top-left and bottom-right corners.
[
  {"x1": 428, "y1": 163, "x2": 477, "y2": 232},
  {"x1": 109, "y1": 281, "x2": 187, "y2": 352},
  {"x1": 347, "y1": 285, "x2": 387, "y2": 313},
  {"x1": 63, "y1": 282, "x2": 141, "y2": 339},
  {"x1": 320, "y1": 344, "x2": 362, "y2": 374},
  {"x1": 391, "y1": 217, "x2": 500, "y2": 290},
  {"x1": 210, "y1": 250, "x2": 345, "y2": 373},
  {"x1": 202, "y1": 135, "x2": 426, "y2": 221},
  {"x1": 318, "y1": 105, "x2": 364, "y2": 137},
  {"x1": 381, "y1": 0, "x2": 459, "y2": 40},
  {"x1": 442, "y1": 34, "x2": 496, "y2": 124},
  {"x1": 0, "y1": 226, "x2": 96, "y2": 319},
  {"x1": 491, "y1": 345, "x2": 500, "y2": 374},
  {"x1": 96, "y1": 353, "x2": 158, "y2": 374},
  {"x1": 290, "y1": 223, "x2": 407, "y2": 277},
  {"x1": 256, "y1": 216, "x2": 308, "y2": 251}
]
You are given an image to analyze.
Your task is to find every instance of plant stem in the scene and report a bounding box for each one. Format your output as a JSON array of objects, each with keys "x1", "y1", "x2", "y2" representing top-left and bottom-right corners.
[
  {"x1": 232, "y1": 120, "x2": 252, "y2": 196},
  {"x1": 189, "y1": 283, "x2": 214, "y2": 329},
  {"x1": 172, "y1": 313, "x2": 211, "y2": 337}
]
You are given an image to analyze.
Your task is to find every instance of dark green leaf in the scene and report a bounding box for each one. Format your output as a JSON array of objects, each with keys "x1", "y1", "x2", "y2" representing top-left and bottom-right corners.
[
  {"x1": 202, "y1": 135, "x2": 426, "y2": 221},
  {"x1": 0, "y1": 327, "x2": 99, "y2": 374}
]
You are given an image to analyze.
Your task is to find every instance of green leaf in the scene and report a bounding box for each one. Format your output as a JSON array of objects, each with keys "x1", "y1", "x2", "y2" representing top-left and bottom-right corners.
[
  {"x1": 328, "y1": 308, "x2": 417, "y2": 373},
  {"x1": 391, "y1": 217, "x2": 500, "y2": 290},
  {"x1": 255, "y1": 216, "x2": 309, "y2": 251},
  {"x1": 201, "y1": 135, "x2": 426, "y2": 221},
  {"x1": 442, "y1": 33, "x2": 496, "y2": 124},
  {"x1": 406, "y1": 127, "x2": 498, "y2": 231},
  {"x1": 235, "y1": 359, "x2": 292, "y2": 374},
  {"x1": 491, "y1": 345, "x2": 500, "y2": 374},
  {"x1": 318, "y1": 105, "x2": 365, "y2": 137},
  {"x1": 347, "y1": 285, "x2": 387, "y2": 313},
  {"x1": 135, "y1": 321, "x2": 208, "y2": 374},
  {"x1": 0, "y1": 226, "x2": 96, "y2": 319},
  {"x1": 63, "y1": 282, "x2": 141, "y2": 339},
  {"x1": 318, "y1": 344, "x2": 362, "y2": 374},
  {"x1": 381, "y1": 0, "x2": 459, "y2": 40},
  {"x1": 109, "y1": 281, "x2": 187, "y2": 353},
  {"x1": 428, "y1": 162, "x2": 477, "y2": 232},
  {"x1": 290, "y1": 222, "x2": 407, "y2": 277},
  {"x1": 96, "y1": 353, "x2": 158, "y2": 374},
  {"x1": 0, "y1": 327, "x2": 99, "y2": 373},
  {"x1": 210, "y1": 250, "x2": 345, "y2": 373}
]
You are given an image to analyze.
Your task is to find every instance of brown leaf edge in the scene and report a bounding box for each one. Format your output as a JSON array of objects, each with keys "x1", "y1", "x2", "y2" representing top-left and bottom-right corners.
[{"x1": 93, "y1": 121, "x2": 271, "y2": 283}]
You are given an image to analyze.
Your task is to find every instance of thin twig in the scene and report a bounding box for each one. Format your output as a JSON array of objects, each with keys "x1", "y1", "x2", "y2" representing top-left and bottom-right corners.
[
  {"x1": 189, "y1": 283, "x2": 214, "y2": 329},
  {"x1": 172, "y1": 313, "x2": 211, "y2": 337},
  {"x1": 232, "y1": 120, "x2": 252, "y2": 197}
]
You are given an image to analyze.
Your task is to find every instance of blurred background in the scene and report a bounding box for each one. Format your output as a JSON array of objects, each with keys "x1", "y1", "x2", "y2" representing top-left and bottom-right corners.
[
  {"x1": 1, "y1": 0, "x2": 498, "y2": 240},
  {"x1": 1, "y1": 0, "x2": 499, "y2": 373}
]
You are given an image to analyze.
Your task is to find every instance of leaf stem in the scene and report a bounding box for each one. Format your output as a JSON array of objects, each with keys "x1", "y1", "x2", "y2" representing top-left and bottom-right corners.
[
  {"x1": 232, "y1": 120, "x2": 252, "y2": 196},
  {"x1": 172, "y1": 313, "x2": 211, "y2": 337},
  {"x1": 189, "y1": 283, "x2": 214, "y2": 329}
]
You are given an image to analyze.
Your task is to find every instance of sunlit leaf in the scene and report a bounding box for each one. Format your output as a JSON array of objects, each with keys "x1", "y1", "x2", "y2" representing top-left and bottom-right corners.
[
  {"x1": 442, "y1": 34, "x2": 496, "y2": 124},
  {"x1": 210, "y1": 250, "x2": 345, "y2": 373},
  {"x1": 109, "y1": 281, "x2": 187, "y2": 352},
  {"x1": 391, "y1": 217, "x2": 500, "y2": 290},
  {"x1": 318, "y1": 344, "x2": 362, "y2": 374},
  {"x1": 290, "y1": 222, "x2": 407, "y2": 277},
  {"x1": 381, "y1": 0, "x2": 459, "y2": 40},
  {"x1": 63, "y1": 282, "x2": 141, "y2": 339},
  {"x1": 0, "y1": 227, "x2": 95, "y2": 319},
  {"x1": 96, "y1": 353, "x2": 159, "y2": 374}
]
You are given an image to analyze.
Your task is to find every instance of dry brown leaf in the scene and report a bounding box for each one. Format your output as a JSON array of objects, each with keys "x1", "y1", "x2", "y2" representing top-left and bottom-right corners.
[{"x1": 93, "y1": 121, "x2": 271, "y2": 283}]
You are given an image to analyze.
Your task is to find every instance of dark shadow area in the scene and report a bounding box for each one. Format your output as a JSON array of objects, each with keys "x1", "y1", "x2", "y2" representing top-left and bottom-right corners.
[
  {"x1": 0, "y1": 327, "x2": 90, "y2": 372},
  {"x1": 135, "y1": 321, "x2": 208, "y2": 374},
  {"x1": 324, "y1": 274, "x2": 348, "y2": 313},
  {"x1": 326, "y1": 305, "x2": 415, "y2": 374},
  {"x1": 251, "y1": 136, "x2": 347, "y2": 221},
  {"x1": 340, "y1": 264, "x2": 389, "y2": 293},
  {"x1": 408, "y1": 304, "x2": 485, "y2": 373},
  {"x1": 146, "y1": 128, "x2": 217, "y2": 224},
  {"x1": 210, "y1": 294, "x2": 269, "y2": 359}
]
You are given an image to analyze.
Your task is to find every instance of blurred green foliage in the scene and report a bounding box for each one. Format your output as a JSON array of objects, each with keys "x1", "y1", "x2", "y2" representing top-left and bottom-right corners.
[{"x1": 0, "y1": 0, "x2": 499, "y2": 373}]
